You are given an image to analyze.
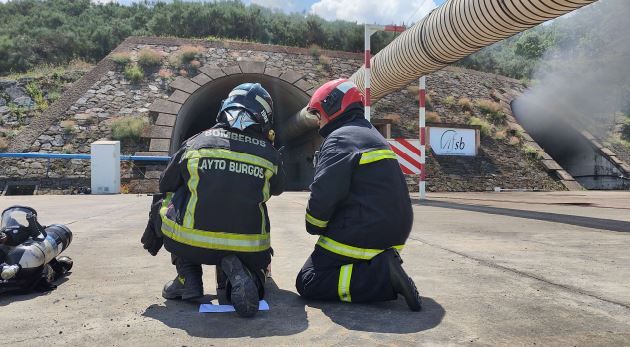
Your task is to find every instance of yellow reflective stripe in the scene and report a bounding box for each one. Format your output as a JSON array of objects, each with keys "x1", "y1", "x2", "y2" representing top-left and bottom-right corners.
[
  {"x1": 338, "y1": 264, "x2": 353, "y2": 302},
  {"x1": 306, "y1": 213, "x2": 328, "y2": 228},
  {"x1": 359, "y1": 149, "x2": 397, "y2": 165},
  {"x1": 160, "y1": 217, "x2": 270, "y2": 252},
  {"x1": 260, "y1": 168, "x2": 273, "y2": 235},
  {"x1": 160, "y1": 192, "x2": 173, "y2": 216},
  {"x1": 317, "y1": 236, "x2": 404, "y2": 260},
  {"x1": 183, "y1": 158, "x2": 200, "y2": 228},
  {"x1": 184, "y1": 149, "x2": 277, "y2": 174}
]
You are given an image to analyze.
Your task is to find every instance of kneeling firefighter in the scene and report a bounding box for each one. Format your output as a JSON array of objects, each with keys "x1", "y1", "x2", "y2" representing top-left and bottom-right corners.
[
  {"x1": 141, "y1": 83, "x2": 285, "y2": 317},
  {"x1": 295, "y1": 79, "x2": 422, "y2": 311},
  {"x1": 0, "y1": 206, "x2": 73, "y2": 294}
]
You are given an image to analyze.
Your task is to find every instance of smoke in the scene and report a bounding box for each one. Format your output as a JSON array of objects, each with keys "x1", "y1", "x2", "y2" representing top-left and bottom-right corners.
[{"x1": 514, "y1": 0, "x2": 630, "y2": 140}]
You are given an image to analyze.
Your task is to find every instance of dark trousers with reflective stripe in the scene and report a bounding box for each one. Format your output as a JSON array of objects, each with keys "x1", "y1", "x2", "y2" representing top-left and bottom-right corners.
[{"x1": 295, "y1": 248, "x2": 397, "y2": 303}]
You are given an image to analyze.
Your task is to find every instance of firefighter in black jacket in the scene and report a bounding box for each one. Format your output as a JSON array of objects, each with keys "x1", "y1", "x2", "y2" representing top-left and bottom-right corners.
[
  {"x1": 295, "y1": 79, "x2": 422, "y2": 311},
  {"x1": 141, "y1": 83, "x2": 285, "y2": 317}
]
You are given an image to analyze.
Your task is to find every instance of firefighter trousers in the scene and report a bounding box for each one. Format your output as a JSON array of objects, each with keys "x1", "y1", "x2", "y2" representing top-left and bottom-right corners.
[{"x1": 295, "y1": 248, "x2": 397, "y2": 303}]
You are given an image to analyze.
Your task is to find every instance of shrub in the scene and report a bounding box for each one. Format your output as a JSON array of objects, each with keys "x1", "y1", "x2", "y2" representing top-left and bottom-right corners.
[
  {"x1": 318, "y1": 55, "x2": 332, "y2": 70},
  {"x1": 137, "y1": 48, "x2": 162, "y2": 68},
  {"x1": 426, "y1": 111, "x2": 441, "y2": 123},
  {"x1": 110, "y1": 52, "x2": 132, "y2": 66},
  {"x1": 458, "y1": 97, "x2": 473, "y2": 111},
  {"x1": 26, "y1": 82, "x2": 48, "y2": 110},
  {"x1": 60, "y1": 120, "x2": 76, "y2": 135},
  {"x1": 309, "y1": 44, "x2": 322, "y2": 58},
  {"x1": 178, "y1": 46, "x2": 202, "y2": 63},
  {"x1": 190, "y1": 60, "x2": 202, "y2": 69},
  {"x1": 621, "y1": 118, "x2": 630, "y2": 141},
  {"x1": 158, "y1": 69, "x2": 174, "y2": 80},
  {"x1": 47, "y1": 91, "x2": 61, "y2": 103},
  {"x1": 468, "y1": 116, "x2": 491, "y2": 137},
  {"x1": 124, "y1": 64, "x2": 144, "y2": 83},
  {"x1": 0, "y1": 137, "x2": 8, "y2": 151},
  {"x1": 110, "y1": 116, "x2": 148, "y2": 141},
  {"x1": 443, "y1": 96, "x2": 456, "y2": 107}
]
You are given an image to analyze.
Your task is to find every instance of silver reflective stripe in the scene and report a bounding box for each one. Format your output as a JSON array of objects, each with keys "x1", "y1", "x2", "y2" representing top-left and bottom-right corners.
[
  {"x1": 336, "y1": 81, "x2": 357, "y2": 93},
  {"x1": 229, "y1": 89, "x2": 248, "y2": 97},
  {"x1": 255, "y1": 95, "x2": 272, "y2": 114}
]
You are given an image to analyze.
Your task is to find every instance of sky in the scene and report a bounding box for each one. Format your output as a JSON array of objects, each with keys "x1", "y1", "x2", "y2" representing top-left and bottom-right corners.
[{"x1": 100, "y1": 0, "x2": 447, "y2": 25}]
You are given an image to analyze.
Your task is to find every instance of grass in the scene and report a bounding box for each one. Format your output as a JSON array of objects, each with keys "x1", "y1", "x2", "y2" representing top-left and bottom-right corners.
[
  {"x1": 62, "y1": 144, "x2": 74, "y2": 154},
  {"x1": 458, "y1": 97, "x2": 473, "y2": 111},
  {"x1": 110, "y1": 116, "x2": 148, "y2": 141},
  {"x1": 476, "y1": 99, "x2": 505, "y2": 123},
  {"x1": 137, "y1": 48, "x2": 162, "y2": 68},
  {"x1": 426, "y1": 111, "x2": 441, "y2": 123},
  {"x1": 522, "y1": 144, "x2": 542, "y2": 159},
  {"x1": 442, "y1": 96, "x2": 456, "y2": 107},
  {"x1": 0, "y1": 136, "x2": 8, "y2": 151},
  {"x1": 110, "y1": 52, "x2": 132, "y2": 67},
  {"x1": 124, "y1": 64, "x2": 144, "y2": 84},
  {"x1": 493, "y1": 128, "x2": 507, "y2": 140},
  {"x1": 468, "y1": 116, "x2": 492, "y2": 137},
  {"x1": 179, "y1": 46, "x2": 203, "y2": 63},
  {"x1": 3, "y1": 59, "x2": 93, "y2": 80},
  {"x1": 60, "y1": 120, "x2": 76, "y2": 135}
]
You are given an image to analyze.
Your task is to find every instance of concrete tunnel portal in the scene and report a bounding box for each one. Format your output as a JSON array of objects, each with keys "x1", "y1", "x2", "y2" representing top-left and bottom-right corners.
[{"x1": 170, "y1": 73, "x2": 321, "y2": 191}]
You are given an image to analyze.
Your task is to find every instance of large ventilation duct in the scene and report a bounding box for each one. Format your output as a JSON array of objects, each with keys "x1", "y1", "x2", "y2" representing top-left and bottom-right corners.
[
  {"x1": 350, "y1": 0, "x2": 598, "y2": 101},
  {"x1": 286, "y1": 0, "x2": 599, "y2": 136}
]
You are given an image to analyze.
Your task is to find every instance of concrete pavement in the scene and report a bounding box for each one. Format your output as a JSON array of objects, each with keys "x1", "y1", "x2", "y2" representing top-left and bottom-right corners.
[{"x1": 1, "y1": 192, "x2": 629, "y2": 346}]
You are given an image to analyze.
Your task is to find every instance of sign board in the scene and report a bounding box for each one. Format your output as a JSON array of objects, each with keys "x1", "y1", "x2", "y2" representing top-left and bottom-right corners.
[
  {"x1": 428, "y1": 127, "x2": 478, "y2": 156},
  {"x1": 388, "y1": 139, "x2": 422, "y2": 174}
]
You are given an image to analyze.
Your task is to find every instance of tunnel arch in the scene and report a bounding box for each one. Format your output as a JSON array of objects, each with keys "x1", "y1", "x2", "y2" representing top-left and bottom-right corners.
[{"x1": 169, "y1": 68, "x2": 321, "y2": 191}]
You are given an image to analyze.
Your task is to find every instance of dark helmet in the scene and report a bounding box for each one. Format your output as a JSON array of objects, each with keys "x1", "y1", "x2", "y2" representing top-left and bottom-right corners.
[{"x1": 217, "y1": 83, "x2": 274, "y2": 135}]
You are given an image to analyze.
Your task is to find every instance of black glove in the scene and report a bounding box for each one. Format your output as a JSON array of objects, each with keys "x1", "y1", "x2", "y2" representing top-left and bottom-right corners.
[
  {"x1": 141, "y1": 194, "x2": 165, "y2": 256},
  {"x1": 141, "y1": 222, "x2": 163, "y2": 256}
]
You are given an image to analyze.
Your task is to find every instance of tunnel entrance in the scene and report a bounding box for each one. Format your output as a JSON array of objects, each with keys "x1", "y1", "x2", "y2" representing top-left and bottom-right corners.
[
  {"x1": 512, "y1": 100, "x2": 629, "y2": 190},
  {"x1": 171, "y1": 73, "x2": 320, "y2": 191}
]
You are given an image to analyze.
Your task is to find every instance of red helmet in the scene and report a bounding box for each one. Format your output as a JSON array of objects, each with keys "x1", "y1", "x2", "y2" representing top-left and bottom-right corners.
[{"x1": 307, "y1": 79, "x2": 364, "y2": 128}]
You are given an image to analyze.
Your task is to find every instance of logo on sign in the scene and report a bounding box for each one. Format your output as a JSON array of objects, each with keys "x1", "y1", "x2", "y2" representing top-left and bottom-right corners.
[
  {"x1": 440, "y1": 130, "x2": 466, "y2": 152},
  {"x1": 429, "y1": 127, "x2": 477, "y2": 156}
]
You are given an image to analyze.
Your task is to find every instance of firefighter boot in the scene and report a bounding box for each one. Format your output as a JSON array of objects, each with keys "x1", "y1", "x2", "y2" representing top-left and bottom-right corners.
[
  {"x1": 162, "y1": 258, "x2": 203, "y2": 301},
  {"x1": 221, "y1": 255, "x2": 260, "y2": 318},
  {"x1": 384, "y1": 248, "x2": 422, "y2": 311}
]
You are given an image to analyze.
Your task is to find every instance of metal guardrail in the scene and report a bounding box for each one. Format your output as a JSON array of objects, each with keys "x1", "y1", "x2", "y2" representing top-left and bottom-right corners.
[{"x1": 0, "y1": 152, "x2": 171, "y2": 161}]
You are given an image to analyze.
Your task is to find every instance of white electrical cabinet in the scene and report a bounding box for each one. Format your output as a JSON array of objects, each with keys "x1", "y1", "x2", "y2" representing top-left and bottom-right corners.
[{"x1": 91, "y1": 141, "x2": 121, "y2": 194}]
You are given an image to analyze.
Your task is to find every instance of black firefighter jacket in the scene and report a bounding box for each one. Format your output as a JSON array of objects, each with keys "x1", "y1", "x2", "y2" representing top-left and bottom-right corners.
[
  {"x1": 305, "y1": 111, "x2": 414, "y2": 263},
  {"x1": 158, "y1": 124, "x2": 285, "y2": 269}
]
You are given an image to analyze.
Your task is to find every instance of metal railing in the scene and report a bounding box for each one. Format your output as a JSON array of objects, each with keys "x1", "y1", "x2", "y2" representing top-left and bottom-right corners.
[
  {"x1": 0, "y1": 152, "x2": 170, "y2": 161},
  {"x1": 0, "y1": 152, "x2": 170, "y2": 179}
]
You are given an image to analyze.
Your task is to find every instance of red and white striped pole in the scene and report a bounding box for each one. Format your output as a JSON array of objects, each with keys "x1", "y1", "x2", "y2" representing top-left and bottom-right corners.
[
  {"x1": 364, "y1": 25, "x2": 376, "y2": 122},
  {"x1": 419, "y1": 76, "x2": 427, "y2": 199},
  {"x1": 364, "y1": 24, "x2": 405, "y2": 122}
]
